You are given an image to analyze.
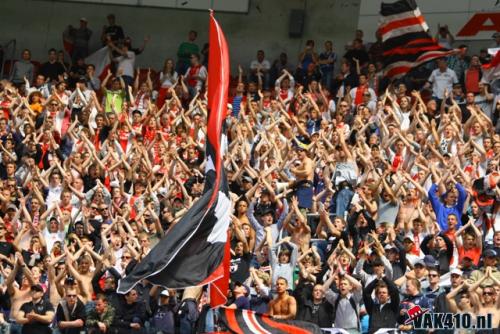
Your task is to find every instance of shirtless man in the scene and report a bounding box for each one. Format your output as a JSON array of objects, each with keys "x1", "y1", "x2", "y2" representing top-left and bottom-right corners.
[
  {"x1": 282, "y1": 196, "x2": 311, "y2": 253},
  {"x1": 4, "y1": 253, "x2": 37, "y2": 330},
  {"x1": 469, "y1": 267, "x2": 500, "y2": 328},
  {"x1": 290, "y1": 145, "x2": 314, "y2": 209},
  {"x1": 268, "y1": 277, "x2": 297, "y2": 320}
]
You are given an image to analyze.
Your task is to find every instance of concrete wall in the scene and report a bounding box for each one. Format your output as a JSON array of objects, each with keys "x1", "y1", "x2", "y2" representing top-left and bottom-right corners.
[{"x1": 0, "y1": 0, "x2": 362, "y2": 73}]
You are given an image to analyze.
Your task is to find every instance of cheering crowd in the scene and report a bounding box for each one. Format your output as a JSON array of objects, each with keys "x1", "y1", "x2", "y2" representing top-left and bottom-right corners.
[{"x1": 0, "y1": 12, "x2": 499, "y2": 334}]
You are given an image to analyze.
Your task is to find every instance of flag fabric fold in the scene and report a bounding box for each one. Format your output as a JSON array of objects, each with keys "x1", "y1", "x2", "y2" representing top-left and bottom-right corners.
[
  {"x1": 481, "y1": 49, "x2": 500, "y2": 83},
  {"x1": 218, "y1": 308, "x2": 323, "y2": 334},
  {"x1": 380, "y1": 0, "x2": 454, "y2": 78},
  {"x1": 117, "y1": 11, "x2": 230, "y2": 294},
  {"x1": 85, "y1": 46, "x2": 111, "y2": 81}
]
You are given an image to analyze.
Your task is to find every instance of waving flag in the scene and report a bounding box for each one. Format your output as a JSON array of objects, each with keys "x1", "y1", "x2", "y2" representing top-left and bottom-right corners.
[
  {"x1": 85, "y1": 46, "x2": 111, "y2": 81},
  {"x1": 117, "y1": 11, "x2": 230, "y2": 294},
  {"x1": 380, "y1": 0, "x2": 454, "y2": 78},
  {"x1": 219, "y1": 308, "x2": 322, "y2": 334},
  {"x1": 481, "y1": 49, "x2": 500, "y2": 83}
]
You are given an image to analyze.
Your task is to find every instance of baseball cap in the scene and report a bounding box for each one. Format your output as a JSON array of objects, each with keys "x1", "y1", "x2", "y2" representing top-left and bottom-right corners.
[
  {"x1": 414, "y1": 259, "x2": 425, "y2": 267},
  {"x1": 403, "y1": 233, "x2": 415, "y2": 242},
  {"x1": 242, "y1": 176, "x2": 253, "y2": 184},
  {"x1": 450, "y1": 268, "x2": 463, "y2": 276},
  {"x1": 483, "y1": 249, "x2": 497, "y2": 258},
  {"x1": 160, "y1": 290, "x2": 169, "y2": 297},
  {"x1": 423, "y1": 255, "x2": 438, "y2": 267},
  {"x1": 259, "y1": 207, "x2": 274, "y2": 216},
  {"x1": 384, "y1": 244, "x2": 397, "y2": 251},
  {"x1": 80, "y1": 17, "x2": 88, "y2": 22}
]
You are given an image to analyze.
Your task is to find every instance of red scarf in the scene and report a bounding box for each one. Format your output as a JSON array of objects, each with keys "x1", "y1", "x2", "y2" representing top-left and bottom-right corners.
[
  {"x1": 39, "y1": 143, "x2": 49, "y2": 169},
  {"x1": 354, "y1": 85, "x2": 367, "y2": 106},
  {"x1": 187, "y1": 65, "x2": 201, "y2": 87}
]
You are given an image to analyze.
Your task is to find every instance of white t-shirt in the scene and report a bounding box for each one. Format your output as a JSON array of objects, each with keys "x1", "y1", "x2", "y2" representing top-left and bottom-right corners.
[
  {"x1": 115, "y1": 51, "x2": 136, "y2": 78},
  {"x1": 428, "y1": 68, "x2": 458, "y2": 99},
  {"x1": 250, "y1": 59, "x2": 270, "y2": 71},
  {"x1": 43, "y1": 228, "x2": 65, "y2": 254},
  {"x1": 159, "y1": 71, "x2": 178, "y2": 88}
]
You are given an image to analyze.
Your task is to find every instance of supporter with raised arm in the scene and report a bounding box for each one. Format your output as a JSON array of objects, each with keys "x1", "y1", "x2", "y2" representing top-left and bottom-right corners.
[
  {"x1": 428, "y1": 179, "x2": 467, "y2": 231},
  {"x1": 363, "y1": 274, "x2": 400, "y2": 333}
]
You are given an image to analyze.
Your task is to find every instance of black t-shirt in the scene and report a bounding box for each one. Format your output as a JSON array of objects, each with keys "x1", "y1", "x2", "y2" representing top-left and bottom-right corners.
[
  {"x1": 230, "y1": 252, "x2": 252, "y2": 283},
  {"x1": 104, "y1": 25, "x2": 125, "y2": 42},
  {"x1": 0, "y1": 240, "x2": 15, "y2": 258},
  {"x1": 55, "y1": 299, "x2": 86, "y2": 334},
  {"x1": 39, "y1": 62, "x2": 66, "y2": 82},
  {"x1": 20, "y1": 299, "x2": 54, "y2": 334}
]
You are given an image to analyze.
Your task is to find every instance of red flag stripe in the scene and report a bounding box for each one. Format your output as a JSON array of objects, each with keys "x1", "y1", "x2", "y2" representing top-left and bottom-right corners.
[
  {"x1": 384, "y1": 49, "x2": 455, "y2": 78},
  {"x1": 224, "y1": 308, "x2": 244, "y2": 334},
  {"x1": 483, "y1": 51, "x2": 500, "y2": 69},
  {"x1": 207, "y1": 12, "x2": 230, "y2": 206},
  {"x1": 242, "y1": 310, "x2": 270, "y2": 334},
  {"x1": 379, "y1": 15, "x2": 427, "y2": 36},
  {"x1": 209, "y1": 231, "x2": 231, "y2": 307},
  {"x1": 260, "y1": 315, "x2": 312, "y2": 334},
  {"x1": 383, "y1": 44, "x2": 444, "y2": 56}
]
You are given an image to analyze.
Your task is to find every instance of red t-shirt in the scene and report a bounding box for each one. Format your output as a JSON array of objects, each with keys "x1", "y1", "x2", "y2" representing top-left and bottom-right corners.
[{"x1": 458, "y1": 246, "x2": 481, "y2": 266}]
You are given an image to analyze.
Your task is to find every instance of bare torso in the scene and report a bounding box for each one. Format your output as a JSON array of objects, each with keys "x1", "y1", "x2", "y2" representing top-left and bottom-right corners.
[{"x1": 10, "y1": 288, "x2": 31, "y2": 320}]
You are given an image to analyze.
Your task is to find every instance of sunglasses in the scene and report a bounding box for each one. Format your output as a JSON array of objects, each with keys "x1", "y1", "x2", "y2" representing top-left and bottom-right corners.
[
  {"x1": 483, "y1": 291, "x2": 494, "y2": 296},
  {"x1": 428, "y1": 274, "x2": 439, "y2": 277},
  {"x1": 67, "y1": 294, "x2": 77, "y2": 298},
  {"x1": 0, "y1": 227, "x2": 5, "y2": 230},
  {"x1": 122, "y1": 256, "x2": 131, "y2": 260}
]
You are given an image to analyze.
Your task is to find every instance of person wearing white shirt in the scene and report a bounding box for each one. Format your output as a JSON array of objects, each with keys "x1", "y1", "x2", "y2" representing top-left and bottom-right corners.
[
  {"x1": 108, "y1": 41, "x2": 136, "y2": 86},
  {"x1": 250, "y1": 50, "x2": 271, "y2": 89},
  {"x1": 426, "y1": 58, "x2": 458, "y2": 100},
  {"x1": 42, "y1": 216, "x2": 66, "y2": 254}
]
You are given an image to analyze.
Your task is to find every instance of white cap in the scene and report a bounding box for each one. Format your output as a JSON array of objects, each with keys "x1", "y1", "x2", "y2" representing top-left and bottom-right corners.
[
  {"x1": 160, "y1": 289, "x2": 169, "y2": 296},
  {"x1": 450, "y1": 268, "x2": 463, "y2": 276}
]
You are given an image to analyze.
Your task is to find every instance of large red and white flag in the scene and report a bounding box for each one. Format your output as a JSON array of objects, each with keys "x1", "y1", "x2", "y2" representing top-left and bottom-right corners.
[
  {"x1": 117, "y1": 11, "x2": 231, "y2": 295},
  {"x1": 380, "y1": 0, "x2": 454, "y2": 78},
  {"x1": 85, "y1": 46, "x2": 111, "y2": 80}
]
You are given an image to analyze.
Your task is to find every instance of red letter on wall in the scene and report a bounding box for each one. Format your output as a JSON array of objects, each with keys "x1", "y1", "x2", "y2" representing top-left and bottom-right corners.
[{"x1": 457, "y1": 12, "x2": 500, "y2": 37}]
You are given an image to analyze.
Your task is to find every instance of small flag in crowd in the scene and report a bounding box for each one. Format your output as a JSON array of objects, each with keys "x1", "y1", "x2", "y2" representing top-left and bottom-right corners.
[
  {"x1": 482, "y1": 48, "x2": 500, "y2": 83},
  {"x1": 380, "y1": 0, "x2": 454, "y2": 78},
  {"x1": 117, "y1": 11, "x2": 231, "y2": 294},
  {"x1": 218, "y1": 308, "x2": 323, "y2": 334}
]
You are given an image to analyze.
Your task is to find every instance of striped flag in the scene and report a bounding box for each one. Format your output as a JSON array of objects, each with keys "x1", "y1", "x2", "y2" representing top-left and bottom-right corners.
[
  {"x1": 116, "y1": 11, "x2": 231, "y2": 294},
  {"x1": 218, "y1": 308, "x2": 322, "y2": 334},
  {"x1": 380, "y1": 0, "x2": 454, "y2": 78}
]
